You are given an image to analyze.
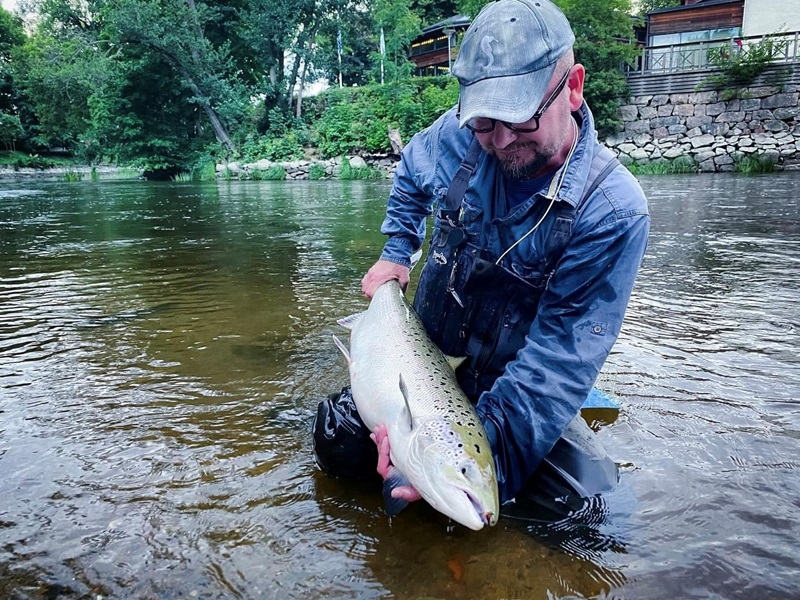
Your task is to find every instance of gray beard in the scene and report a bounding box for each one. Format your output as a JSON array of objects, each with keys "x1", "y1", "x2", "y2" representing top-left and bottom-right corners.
[{"x1": 496, "y1": 152, "x2": 551, "y2": 180}]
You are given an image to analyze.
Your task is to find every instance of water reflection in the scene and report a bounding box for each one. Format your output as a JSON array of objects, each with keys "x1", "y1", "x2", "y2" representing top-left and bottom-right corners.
[{"x1": 1, "y1": 174, "x2": 799, "y2": 599}]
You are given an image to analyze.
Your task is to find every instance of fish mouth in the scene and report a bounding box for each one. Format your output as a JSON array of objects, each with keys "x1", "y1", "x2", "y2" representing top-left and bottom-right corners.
[{"x1": 462, "y1": 488, "x2": 496, "y2": 528}]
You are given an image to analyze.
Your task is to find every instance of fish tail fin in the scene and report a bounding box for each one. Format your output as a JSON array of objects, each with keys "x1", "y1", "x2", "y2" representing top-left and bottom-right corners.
[{"x1": 382, "y1": 469, "x2": 411, "y2": 516}]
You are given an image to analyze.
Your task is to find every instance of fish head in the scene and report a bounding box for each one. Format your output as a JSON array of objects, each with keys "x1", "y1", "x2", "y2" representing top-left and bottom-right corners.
[{"x1": 405, "y1": 417, "x2": 500, "y2": 531}]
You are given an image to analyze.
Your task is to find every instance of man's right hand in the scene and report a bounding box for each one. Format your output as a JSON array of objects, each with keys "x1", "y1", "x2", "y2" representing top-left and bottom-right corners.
[{"x1": 361, "y1": 260, "x2": 410, "y2": 299}]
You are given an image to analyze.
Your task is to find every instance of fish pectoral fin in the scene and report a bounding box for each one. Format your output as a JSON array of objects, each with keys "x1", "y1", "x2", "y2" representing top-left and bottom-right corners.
[
  {"x1": 336, "y1": 311, "x2": 365, "y2": 330},
  {"x1": 382, "y1": 468, "x2": 411, "y2": 516},
  {"x1": 398, "y1": 374, "x2": 413, "y2": 432},
  {"x1": 332, "y1": 335, "x2": 351, "y2": 364},
  {"x1": 444, "y1": 354, "x2": 468, "y2": 371}
]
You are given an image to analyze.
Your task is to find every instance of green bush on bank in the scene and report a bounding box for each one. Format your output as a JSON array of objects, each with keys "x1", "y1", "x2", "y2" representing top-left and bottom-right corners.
[
  {"x1": 626, "y1": 156, "x2": 698, "y2": 174},
  {"x1": 306, "y1": 76, "x2": 459, "y2": 159}
]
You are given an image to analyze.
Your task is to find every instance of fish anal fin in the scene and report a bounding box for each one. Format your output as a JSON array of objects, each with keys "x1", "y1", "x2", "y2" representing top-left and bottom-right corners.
[
  {"x1": 336, "y1": 312, "x2": 365, "y2": 330},
  {"x1": 332, "y1": 335, "x2": 351, "y2": 364}
]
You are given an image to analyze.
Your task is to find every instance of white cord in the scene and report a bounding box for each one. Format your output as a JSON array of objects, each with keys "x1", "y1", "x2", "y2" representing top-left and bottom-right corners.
[{"x1": 495, "y1": 118, "x2": 579, "y2": 266}]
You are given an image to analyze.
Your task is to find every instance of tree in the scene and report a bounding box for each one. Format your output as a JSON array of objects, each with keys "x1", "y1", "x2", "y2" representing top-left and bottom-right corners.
[
  {"x1": 555, "y1": 0, "x2": 636, "y2": 136},
  {"x1": 636, "y1": 0, "x2": 680, "y2": 15},
  {"x1": 0, "y1": 6, "x2": 25, "y2": 139},
  {"x1": 105, "y1": 0, "x2": 243, "y2": 155}
]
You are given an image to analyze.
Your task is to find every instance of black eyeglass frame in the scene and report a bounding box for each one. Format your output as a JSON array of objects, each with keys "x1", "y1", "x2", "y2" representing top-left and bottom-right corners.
[{"x1": 459, "y1": 66, "x2": 572, "y2": 134}]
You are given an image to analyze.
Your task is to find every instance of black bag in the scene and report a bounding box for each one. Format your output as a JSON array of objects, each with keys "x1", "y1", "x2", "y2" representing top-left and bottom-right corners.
[{"x1": 312, "y1": 386, "x2": 378, "y2": 480}]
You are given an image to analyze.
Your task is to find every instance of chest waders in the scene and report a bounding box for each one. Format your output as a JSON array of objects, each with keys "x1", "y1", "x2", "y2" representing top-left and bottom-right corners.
[{"x1": 412, "y1": 138, "x2": 620, "y2": 402}]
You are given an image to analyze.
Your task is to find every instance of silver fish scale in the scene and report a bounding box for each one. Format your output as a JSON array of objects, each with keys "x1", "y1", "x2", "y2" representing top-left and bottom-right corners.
[{"x1": 362, "y1": 281, "x2": 480, "y2": 430}]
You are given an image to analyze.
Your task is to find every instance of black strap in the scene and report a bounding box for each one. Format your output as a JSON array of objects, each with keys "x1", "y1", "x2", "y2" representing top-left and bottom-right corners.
[
  {"x1": 438, "y1": 136, "x2": 482, "y2": 224},
  {"x1": 541, "y1": 148, "x2": 621, "y2": 281}
]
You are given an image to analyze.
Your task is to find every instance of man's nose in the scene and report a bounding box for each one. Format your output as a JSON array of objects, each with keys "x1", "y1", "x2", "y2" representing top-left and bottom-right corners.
[{"x1": 490, "y1": 123, "x2": 518, "y2": 149}]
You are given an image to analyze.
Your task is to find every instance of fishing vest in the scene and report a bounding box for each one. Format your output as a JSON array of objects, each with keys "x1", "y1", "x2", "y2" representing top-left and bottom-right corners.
[{"x1": 412, "y1": 137, "x2": 620, "y2": 402}]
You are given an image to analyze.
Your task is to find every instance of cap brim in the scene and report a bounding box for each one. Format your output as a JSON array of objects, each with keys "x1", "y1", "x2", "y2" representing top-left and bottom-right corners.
[{"x1": 457, "y1": 62, "x2": 558, "y2": 128}]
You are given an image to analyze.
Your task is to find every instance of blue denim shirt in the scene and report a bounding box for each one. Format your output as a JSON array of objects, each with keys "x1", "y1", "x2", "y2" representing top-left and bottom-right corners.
[{"x1": 378, "y1": 103, "x2": 650, "y2": 502}]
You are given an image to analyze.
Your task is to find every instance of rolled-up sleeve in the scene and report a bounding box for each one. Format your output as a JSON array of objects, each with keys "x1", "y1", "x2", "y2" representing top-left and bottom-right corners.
[{"x1": 476, "y1": 187, "x2": 650, "y2": 502}]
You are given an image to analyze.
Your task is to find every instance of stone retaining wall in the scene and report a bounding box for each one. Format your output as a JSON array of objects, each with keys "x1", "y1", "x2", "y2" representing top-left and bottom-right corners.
[
  {"x1": 606, "y1": 85, "x2": 800, "y2": 171},
  {"x1": 218, "y1": 155, "x2": 398, "y2": 180}
]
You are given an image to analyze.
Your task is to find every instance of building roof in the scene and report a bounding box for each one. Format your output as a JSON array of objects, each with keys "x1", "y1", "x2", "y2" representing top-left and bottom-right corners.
[
  {"x1": 420, "y1": 14, "x2": 471, "y2": 35},
  {"x1": 648, "y1": 0, "x2": 742, "y2": 16}
]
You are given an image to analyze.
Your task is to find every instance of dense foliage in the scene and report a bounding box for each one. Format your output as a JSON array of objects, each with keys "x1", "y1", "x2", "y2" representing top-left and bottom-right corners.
[{"x1": 1, "y1": 0, "x2": 637, "y2": 175}]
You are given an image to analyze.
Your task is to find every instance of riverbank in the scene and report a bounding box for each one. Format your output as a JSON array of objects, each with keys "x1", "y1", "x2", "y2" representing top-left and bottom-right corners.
[{"x1": 0, "y1": 164, "x2": 141, "y2": 180}]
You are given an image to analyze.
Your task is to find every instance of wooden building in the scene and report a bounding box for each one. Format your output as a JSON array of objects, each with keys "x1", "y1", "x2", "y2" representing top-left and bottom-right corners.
[{"x1": 408, "y1": 15, "x2": 471, "y2": 77}]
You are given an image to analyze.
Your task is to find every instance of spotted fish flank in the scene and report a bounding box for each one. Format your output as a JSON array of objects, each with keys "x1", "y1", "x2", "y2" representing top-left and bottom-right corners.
[
  {"x1": 480, "y1": 35, "x2": 499, "y2": 68},
  {"x1": 333, "y1": 280, "x2": 499, "y2": 531}
]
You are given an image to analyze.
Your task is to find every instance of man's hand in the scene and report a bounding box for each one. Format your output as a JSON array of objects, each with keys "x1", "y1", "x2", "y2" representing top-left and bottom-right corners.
[
  {"x1": 361, "y1": 260, "x2": 410, "y2": 299},
  {"x1": 370, "y1": 424, "x2": 422, "y2": 503}
]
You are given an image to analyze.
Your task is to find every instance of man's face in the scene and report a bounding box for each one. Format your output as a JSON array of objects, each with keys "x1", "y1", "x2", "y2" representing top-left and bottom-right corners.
[{"x1": 473, "y1": 65, "x2": 583, "y2": 180}]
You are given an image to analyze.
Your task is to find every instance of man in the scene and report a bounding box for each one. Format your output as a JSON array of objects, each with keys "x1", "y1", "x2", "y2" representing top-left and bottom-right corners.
[{"x1": 315, "y1": 0, "x2": 649, "y2": 516}]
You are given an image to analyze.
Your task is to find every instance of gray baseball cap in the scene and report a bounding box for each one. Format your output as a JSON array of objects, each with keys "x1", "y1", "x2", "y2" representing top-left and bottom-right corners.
[{"x1": 452, "y1": 0, "x2": 575, "y2": 127}]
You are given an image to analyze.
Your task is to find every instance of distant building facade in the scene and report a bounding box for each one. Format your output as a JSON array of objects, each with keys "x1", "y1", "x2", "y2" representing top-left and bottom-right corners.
[{"x1": 408, "y1": 15, "x2": 471, "y2": 76}]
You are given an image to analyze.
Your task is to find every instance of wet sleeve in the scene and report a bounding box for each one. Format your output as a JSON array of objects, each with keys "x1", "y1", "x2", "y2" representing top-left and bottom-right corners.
[
  {"x1": 378, "y1": 133, "x2": 438, "y2": 268},
  {"x1": 476, "y1": 198, "x2": 650, "y2": 502}
]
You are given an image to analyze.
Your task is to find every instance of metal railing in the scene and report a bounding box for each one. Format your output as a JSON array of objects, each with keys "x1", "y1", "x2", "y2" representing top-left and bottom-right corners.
[{"x1": 626, "y1": 30, "x2": 800, "y2": 75}]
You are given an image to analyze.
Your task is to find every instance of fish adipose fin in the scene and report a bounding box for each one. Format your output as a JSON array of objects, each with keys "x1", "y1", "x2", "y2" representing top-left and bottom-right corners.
[
  {"x1": 332, "y1": 335, "x2": 351, "y2": 363},
  {"x1": 382, "y1": 468, "x2": 411, "y2": 516},
  {"x1": 336, "y1": 312, "x2": 365, "y2": 330}
]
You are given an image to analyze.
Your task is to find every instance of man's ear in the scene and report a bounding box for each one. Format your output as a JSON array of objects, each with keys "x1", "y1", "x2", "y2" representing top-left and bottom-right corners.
[{"x1": 567, "y1": 64, "x2": 585, "y2": 111}]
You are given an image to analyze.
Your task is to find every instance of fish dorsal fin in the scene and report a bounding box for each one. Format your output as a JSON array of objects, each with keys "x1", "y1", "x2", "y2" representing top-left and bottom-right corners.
[
  {"x1": 332, "y1": 335, "x2": 351, "y2": 364},
  {"x1": 398, "y1": 373, "x2": 413, "y2": 432},
  {"x1": 445, "y1": 355, "x2": 467, "y2": 370},
  {"x1": 336, "y1": 312, "x2": 365, "y2": 330}
]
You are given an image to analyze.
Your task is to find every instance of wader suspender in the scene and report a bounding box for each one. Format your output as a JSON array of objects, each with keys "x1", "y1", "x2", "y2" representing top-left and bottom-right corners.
[
  {"x1": 440, "y1": 139, "x2": 620, "y2": 277},
  {"x1": 438, "y1": 136, "x2": 483, "y2": 228}
]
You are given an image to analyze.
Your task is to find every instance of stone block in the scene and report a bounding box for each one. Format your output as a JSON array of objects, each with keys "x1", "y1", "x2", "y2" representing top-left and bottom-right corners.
[
  {"x1": 668, "y1": 124, "x2": 688, "y2": 134},
  {"x1": 633, "y1": 133, "x2": 653, "y2": 146},
  {"x1": 619, "y1": 105, "x2": 639, "y2": 121},
  {"x1": 631, "y1": 148, "x2": 650, "y2": 160},
  {"x1": 690, "y1": 134, "x2": 715, "y2": 148},
  {"x1": 706, "y1": 102, "x2": 726, "y2": 116},
  {"x1": 673, "y1": 104, "x2": 695, "y2": 117},
  {"x1": 639, "y1": 106, "x2": 658, "y2": 119},
  {"x1": 671, "y1": 93, "x2": 689, "y2": 104},
  {"x1": 699, "y1": 158, "x2": 716, "y2": 172},
  {"x1": 657, "y1": 104, "x2": 674, "y2": 117},
  {"x1": 689, "y1": 91, "x2": 717, "y2": 104},
  {"x1": 633, "y1": 95, "x2": 653, "y2": 105},
  {"x1": 695, "y1": 150, "x2": 716, "y2": 162},
  {"x1": 740, "y1": 98, "x2": 761, "y2": 111},
  {"x1": 652, "y1": 127, "x2": 669, "y2": 138},
  {"x1": 716, "y1": 111, "x2": 745, "y2": 123},
  {"x1": 651, "y1": 94, "x2": 670, "y2": 106},
  {"x1": 605, "y1": 133, "x2": 627, "y2": 147},
  {"x1": 687, "y1": 116, "x2": 712, "y2": 129},
  {"x1": 618, "y1": 143, "x2": 638, "y2": 155},
  {"x1": 774, "y1": 107, "x2": 800, "y2": 120},
  {"x1": 652, "y1": 116, "x2": 681, "y2": 128},
  {"x1": 663, "y1": 146, "x2": 684, "y2": 159},
  {"x1": 762, "y1": 93, "x2": 798, "y2": 109},
  {"x1": 626, "y1": 120, "x2": 652, "y2": 134},
  {"x1": 725, "y1": 99, "x2": 741, "y2": 112},
  {"x1": 747, "y1": 86, "x2": 781, "y2": 98},
  {"x1": 705, "y1": 123, "x2": 730, "y2": 136},
  {"x1": 738, "y1": 138, "x2": 753, "y2": 147}
]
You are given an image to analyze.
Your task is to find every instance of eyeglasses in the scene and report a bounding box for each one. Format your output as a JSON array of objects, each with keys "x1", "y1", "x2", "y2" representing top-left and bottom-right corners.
[{"x1": 460, "y1": 67, "x2": 572, "y2": 134}]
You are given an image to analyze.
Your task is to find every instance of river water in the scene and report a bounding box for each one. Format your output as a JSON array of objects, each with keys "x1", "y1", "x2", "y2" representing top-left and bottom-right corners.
[{"x1": 0, "y1": 174, "x2": 798, "y2": 600}]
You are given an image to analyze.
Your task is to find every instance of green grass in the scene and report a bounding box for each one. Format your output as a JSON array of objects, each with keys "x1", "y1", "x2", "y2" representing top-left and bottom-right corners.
[
  {"x1": 733, "y1": 152, "x2": 776, "y2": 173},
  {"x1": 251, "y1": 165, "x2": 286, "y2": 180},
  {"x1": 338, "y1": 161, "x2": 382, "y2": 180},
  {"x1": 308, "y1": 162, "x2": 327, "y2": 180},
  {"x1": 626, "y1": 156, "x2": 698, "y2": 175}
]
